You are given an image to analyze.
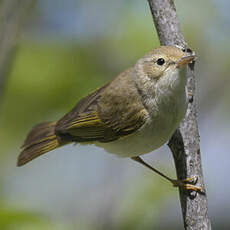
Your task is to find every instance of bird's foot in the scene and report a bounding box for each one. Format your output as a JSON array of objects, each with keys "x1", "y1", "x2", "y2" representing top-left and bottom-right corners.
[{"x1": 171, "y1": 176, "x2": 203, "y2": 193}]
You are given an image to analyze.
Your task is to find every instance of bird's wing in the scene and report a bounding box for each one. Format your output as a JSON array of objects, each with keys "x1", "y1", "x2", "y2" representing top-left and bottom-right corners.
[{"x1": 55, "y1": 68, "x2": 148, "y2": 143}]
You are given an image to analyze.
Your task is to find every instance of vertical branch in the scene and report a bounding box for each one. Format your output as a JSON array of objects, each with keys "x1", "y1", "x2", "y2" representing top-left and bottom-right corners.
[
  {"x1": 147, "y1": 0, "x2": 211, "y2": 229},
  {"x1": 0, "y1": 0, "x2": 34, "y2": 110}
]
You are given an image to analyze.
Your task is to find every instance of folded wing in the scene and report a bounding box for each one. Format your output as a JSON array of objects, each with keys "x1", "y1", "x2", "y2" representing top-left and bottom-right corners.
[{"x1": 55, "y1": 68, "x2": 148, "y2": 143}]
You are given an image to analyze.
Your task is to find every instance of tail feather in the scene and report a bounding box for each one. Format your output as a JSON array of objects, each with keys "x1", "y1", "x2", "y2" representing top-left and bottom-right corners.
[
  {"x1": 22, "y1": 122, "x2": 56, "y2": 148},
  {"x1": 18, "y1": 121, "x2": 64, "y2": 166}
]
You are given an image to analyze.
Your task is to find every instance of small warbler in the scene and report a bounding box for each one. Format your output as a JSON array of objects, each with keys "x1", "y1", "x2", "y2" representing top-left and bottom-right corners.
[{"x1": 17, "y1": 46, "x2": 200, "y2": 192}]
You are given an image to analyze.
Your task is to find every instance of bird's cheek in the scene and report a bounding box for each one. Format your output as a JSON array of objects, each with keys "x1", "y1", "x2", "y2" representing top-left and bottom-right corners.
[
  {"x1": 143, "y1": 65, "x2": 158, "y2": 79},
  {"x1": 150, "y1": 69, "x2": 163, "y2": 80}
]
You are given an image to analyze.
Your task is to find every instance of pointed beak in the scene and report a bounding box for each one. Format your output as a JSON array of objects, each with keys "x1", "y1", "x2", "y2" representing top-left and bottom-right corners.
[{"x1": 176, "y1": 55, "x2": 196, "y2": 68}]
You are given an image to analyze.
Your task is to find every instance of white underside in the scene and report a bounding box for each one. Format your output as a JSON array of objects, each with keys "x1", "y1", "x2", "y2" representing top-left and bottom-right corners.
[
  {"x1": 81, "y1": 68, "x2": 187, "y2": 158},
  {"x1": 94, "y1": 95, "x2": 187, "y2": 157},
  {"x1": 94, "y1": 116, "x2": 180, "y2": 157}
]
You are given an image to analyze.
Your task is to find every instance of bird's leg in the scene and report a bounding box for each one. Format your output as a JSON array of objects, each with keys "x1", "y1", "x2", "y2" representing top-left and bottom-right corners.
[{"x1": 131, "y1": 156, "x2": 202, "y2": 192}]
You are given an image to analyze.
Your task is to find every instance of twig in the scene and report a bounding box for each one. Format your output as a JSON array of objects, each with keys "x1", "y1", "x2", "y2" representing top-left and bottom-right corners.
[{"x1": 147, "y1": 0, "x2": 211, "y2": 229}]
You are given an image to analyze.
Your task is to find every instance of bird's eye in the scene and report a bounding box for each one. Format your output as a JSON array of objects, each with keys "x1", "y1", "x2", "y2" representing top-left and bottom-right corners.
[{"x1": 156, "y1": 58, "x2": 165, "y2": 66}]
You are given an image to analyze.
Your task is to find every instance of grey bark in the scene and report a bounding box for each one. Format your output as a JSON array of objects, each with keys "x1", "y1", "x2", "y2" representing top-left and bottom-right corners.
[
  {"x1": 0, "y1": 0, "x2": 34, "y2": 110},
  {"x1": 147, "y1": 0, "x2": 211, "y2": 229}
]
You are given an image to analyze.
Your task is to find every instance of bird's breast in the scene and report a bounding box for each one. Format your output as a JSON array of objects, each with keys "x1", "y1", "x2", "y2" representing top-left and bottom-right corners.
[{"x1": 95, "y1": 88, "x2": 187, "y2": 157}]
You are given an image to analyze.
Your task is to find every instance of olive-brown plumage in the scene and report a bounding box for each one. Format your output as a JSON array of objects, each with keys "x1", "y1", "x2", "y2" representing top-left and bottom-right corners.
[{"x1": 18, "y1": 46, "x2": 194, "y2": 167}]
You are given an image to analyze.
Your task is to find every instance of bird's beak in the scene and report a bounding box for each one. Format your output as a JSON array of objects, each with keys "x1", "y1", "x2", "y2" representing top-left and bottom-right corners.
[{"x1": 176, "y1": 55, "x2": 196, "y2": 68}]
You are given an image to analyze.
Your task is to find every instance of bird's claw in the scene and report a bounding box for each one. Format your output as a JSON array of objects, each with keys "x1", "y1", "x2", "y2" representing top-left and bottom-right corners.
[{"x1": 171, "y1": 176, "x2": 203, "y2": 193}]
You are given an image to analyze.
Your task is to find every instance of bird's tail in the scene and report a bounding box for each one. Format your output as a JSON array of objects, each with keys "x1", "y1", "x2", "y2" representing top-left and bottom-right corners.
[{"x1": 17, "y1": 121, "x2": 65, "y2": 166}]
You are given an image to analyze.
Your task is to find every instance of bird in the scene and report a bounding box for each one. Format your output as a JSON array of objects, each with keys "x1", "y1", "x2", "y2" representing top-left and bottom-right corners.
[{"x1": 17, "y1": 45, "x2": 201, "y2": 192}]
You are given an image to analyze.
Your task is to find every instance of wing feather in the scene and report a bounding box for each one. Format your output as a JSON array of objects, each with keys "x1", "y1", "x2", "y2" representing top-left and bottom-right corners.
[{"x1": 55, "y1": 68, "x2": 148, "y2": 143}]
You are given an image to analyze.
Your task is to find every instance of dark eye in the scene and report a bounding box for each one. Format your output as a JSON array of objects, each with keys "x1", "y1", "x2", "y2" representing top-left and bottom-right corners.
[{"x1": 156, "y1": 58, "x2": 165, "y2": 66}]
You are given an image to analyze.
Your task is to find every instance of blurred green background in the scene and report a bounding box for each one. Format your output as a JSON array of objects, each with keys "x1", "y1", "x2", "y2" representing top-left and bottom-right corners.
[{"x1": 0, "y1": 0, "x2": 230, "y2": 229}]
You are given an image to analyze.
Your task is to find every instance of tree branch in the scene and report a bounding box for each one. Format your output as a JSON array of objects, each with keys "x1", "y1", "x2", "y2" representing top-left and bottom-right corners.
[{"x1": 147, "y1": 0, "x2": 211, "y2": 229}]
